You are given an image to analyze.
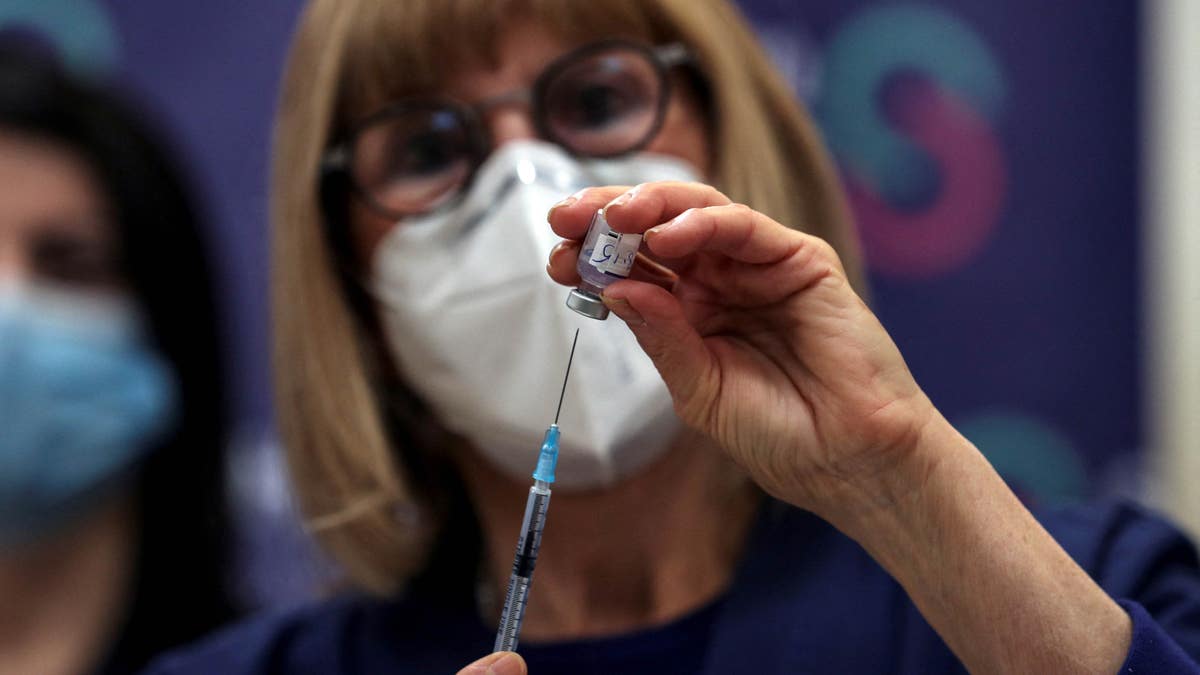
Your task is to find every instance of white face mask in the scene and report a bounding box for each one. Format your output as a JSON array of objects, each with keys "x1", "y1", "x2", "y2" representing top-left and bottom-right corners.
[{"x1": 370, "y1": 140, "x2": 701, "y2": 489}]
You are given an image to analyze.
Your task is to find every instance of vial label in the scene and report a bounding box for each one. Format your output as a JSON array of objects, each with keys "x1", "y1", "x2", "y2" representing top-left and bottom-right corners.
[{"x1": 587, "y1": 224, "x2": 642, "y2": 277}]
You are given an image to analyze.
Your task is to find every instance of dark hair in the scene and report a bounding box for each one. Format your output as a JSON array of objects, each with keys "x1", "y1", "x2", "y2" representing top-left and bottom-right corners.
[{"x1": 0, "y1": 47, "x2": 236, "y2": 672}]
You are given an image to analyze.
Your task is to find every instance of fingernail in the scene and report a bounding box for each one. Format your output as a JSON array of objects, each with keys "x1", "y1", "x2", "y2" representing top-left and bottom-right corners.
[
  {"x1": 602, "y1": 295, "x2": 645, "y2": 326},
  {"x1": 646, "y1": 206, "x2": 696, "y2": 242},
  {"x1": 644, "y1": 222, "x2": 674, "y2": 243},
  {"x1": 603, "y1": 189, "x2": 637, "y2": 216},
  {"x1": 547, "y1": 195, "x2": 578, "y2": 220},
  {"x1": 548, "y1": 241, "x2": 576, "y2": 264},
  {"x1": 548, "y1": 243, "x2": 564, "y2": 264},
  {"x1": 610, "y1": 191, "x2": 634, "y2": 207},
  {"x1": 486, "y1": 652, "x2": 524, "y2": 675}
]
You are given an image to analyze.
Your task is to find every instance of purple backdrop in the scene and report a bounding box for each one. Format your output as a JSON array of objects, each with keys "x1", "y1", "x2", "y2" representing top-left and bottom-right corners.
[{"x1": 0, "y1": 0, "x2": 1142, "y2": 601}]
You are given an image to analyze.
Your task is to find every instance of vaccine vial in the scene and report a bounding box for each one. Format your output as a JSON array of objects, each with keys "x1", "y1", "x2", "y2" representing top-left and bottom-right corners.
[{"x1": 565, "y1": 209, "x2": 642, "y2": 320}]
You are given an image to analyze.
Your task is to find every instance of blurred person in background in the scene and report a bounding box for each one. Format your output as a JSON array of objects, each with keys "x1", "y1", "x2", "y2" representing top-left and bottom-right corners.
[
  {"x1": 0, "y1": 48, "x2": 237, "y2": 674},
  {"x1": 151, "y1": 1, "x2": 1200, "y2": 673}
]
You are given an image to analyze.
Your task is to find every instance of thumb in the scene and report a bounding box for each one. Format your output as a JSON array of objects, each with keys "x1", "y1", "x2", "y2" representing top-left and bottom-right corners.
[
  {"x1": 456, "y1": 651, "x2": 527, "y2": 675},
  {"x1": 601, "y1": 280, "x2": 717, "y2": 423}
]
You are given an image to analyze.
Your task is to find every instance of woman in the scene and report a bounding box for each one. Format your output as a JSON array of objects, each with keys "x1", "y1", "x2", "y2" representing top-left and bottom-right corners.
[
  {"x1": 152, "y1": 1, "x2": 1200, "y2": 673},
  {"x1": 0, "y1": 49, "x2": 237, "y2": 674}
]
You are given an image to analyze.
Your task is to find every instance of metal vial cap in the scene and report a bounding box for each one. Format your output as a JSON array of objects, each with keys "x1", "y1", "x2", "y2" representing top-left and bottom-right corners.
[{"x1": 566, "y1": 288, "x2": 609, "y2": 320}]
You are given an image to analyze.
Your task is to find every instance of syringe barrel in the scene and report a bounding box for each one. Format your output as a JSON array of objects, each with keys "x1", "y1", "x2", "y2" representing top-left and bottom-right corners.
[{"x1": 494, "y1": 484, "x2": 552, "y2": 652}]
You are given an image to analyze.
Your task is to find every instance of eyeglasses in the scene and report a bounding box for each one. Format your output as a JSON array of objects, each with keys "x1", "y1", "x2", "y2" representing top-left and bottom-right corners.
[{"x1": 322, "y1": 40, "x2": 691, "y2": 220}]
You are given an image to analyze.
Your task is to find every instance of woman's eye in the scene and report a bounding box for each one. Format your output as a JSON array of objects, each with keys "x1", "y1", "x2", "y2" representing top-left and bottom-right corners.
[
  {"x1": 396, "y1": 133, "x2": 457, "y2": 176},
  {"x1": 569, "y1": 84, "x2": 631, "y2": 128},
  {"x1": 33, "y1": 234, "x2": 120, "y2": 287}
]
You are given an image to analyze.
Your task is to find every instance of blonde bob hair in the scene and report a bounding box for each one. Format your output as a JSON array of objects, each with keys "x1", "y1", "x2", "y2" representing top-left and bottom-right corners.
[{"x1": 272, "y1": 0, "x2": 862, "y2": 594}]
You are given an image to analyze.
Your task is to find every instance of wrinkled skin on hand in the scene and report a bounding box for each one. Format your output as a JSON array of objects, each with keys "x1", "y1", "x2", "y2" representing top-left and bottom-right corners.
[{"x1": 547, "y1": 182, "x2": 940, "y2": 518}]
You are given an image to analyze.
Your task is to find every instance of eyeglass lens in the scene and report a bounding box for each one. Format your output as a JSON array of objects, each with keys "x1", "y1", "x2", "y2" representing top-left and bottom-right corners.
[
  {"x1": 538, "y1": 48, "x2": 663, "y2": 157},
  {"x1": 348, "y1": 44, "x2": 668, "y2": 218},
  {"x1": 351, "y1": 108, "x2": 477, "y2": 216}
]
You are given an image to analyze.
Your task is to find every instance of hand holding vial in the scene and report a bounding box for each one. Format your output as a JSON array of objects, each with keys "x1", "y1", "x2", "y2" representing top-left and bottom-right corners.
[{"x1": 545, "y1": 181, "x2": 956, "y2": 529}]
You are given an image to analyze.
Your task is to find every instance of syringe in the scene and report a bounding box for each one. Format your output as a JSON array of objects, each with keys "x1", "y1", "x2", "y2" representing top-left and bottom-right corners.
[{"x1": 493, "y1": 328, "x2": 580, "y2": 654}]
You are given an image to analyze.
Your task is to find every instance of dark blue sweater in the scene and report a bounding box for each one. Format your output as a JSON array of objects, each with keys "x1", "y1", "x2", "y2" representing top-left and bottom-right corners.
[{"x1": 146, "y1": 501, "x2": 1200, "y2": 674}]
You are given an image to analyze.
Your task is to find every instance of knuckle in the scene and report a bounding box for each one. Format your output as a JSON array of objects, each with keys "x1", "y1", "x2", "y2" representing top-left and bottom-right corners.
[
  {"x1": 625, "y1": 182, "x2": 650, "y2": 199},
  {"x1": 729, "y1": 202, "x2": 754, "y2": 217},
  {"x1": 702, "y1": 184, "x2": 730, "y2": 204},
  {"x1": 633, "y1": 181, "x2": 666, "y2": 197},
  {"x1": 815, "y1": 237, "x2": 838, "y2": 260},
  {"x1": 807, "y1": 236, "x2": 842, "y2": 266}
]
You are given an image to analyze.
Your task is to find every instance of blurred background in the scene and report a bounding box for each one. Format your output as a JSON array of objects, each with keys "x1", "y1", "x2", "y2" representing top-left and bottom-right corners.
[{"x1": 0, "y1": 0, "x2": 1194, "y2": 612}]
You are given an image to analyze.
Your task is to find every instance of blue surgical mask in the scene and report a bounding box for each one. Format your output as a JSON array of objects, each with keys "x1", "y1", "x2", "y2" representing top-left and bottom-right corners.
[{"x1": 0, "y1": 284, "x2": 178, "y2": 547}]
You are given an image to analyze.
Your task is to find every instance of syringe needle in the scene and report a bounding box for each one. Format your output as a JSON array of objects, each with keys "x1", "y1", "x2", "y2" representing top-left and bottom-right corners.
[
  {"x1": 495, "y1": 330, "x2": 579, "y2": 653},
  {"x1": 553, "y1": 329, "x2": 579, "y2": 426}
]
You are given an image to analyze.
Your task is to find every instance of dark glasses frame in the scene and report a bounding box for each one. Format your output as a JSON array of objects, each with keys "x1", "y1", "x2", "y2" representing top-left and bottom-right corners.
[{"x1": 320, "y1": 40, "x2": 692, "y2": 221}]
